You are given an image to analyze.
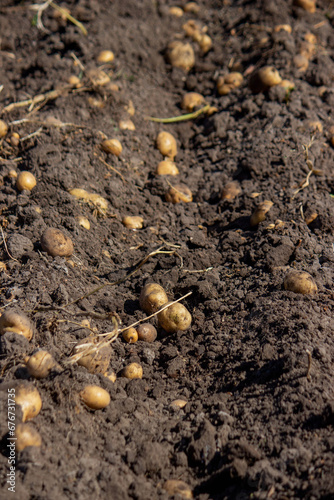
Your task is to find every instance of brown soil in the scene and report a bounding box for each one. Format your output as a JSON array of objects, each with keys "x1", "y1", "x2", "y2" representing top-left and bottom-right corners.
[{"x1": 1, "y1": 1, "x2": 334, "y2": 499}]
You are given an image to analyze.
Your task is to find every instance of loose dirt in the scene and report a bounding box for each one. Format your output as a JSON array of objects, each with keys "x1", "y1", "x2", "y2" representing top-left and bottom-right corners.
[{"x1": 1, "y1": 1, "x2": 334, "y2": 499}]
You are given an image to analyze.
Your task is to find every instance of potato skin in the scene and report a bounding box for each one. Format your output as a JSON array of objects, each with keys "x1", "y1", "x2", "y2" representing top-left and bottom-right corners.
[
  {"x1": 158, "y1": 302, "x2": 192, "y2": 333},
  {"x1": 0, "y1": 310, "x2": 33, "y2": 341},
  {"x1": 137, "y1": 323, "x2": 157, "y2": 342},
  {"x1": 41, "y1": 227, "x2": 74, "y2": 257},
  {"x1": 283, "y1": 270, "x2": 317, "y2": 295},
  {"x1": 80, "y1": 385, "x2": 110, "y2": 409},
  {"x1": 139, "y1": 283, "x2": 168, "y2": 314}
]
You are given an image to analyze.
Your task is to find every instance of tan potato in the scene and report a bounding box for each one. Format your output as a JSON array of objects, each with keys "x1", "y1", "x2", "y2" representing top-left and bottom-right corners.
[
  {"x1": 16, "y1": 171, "x2": 37, "y2": 192},
  {"x1": 16, "y1": 423, "x2": 42, "y2": 452},
  {"x1": 40, "y1": 227, "x2": 74, "y2": 257},
  {"x1": 165, "y1": 184, "x2": 193, "y2": 204},
  {"x1": 97, "y1": 50, "x2": 115, "y2": 63},
  {"x1": 16, "y1": 383, "x2": 42, "y2": 422},
  {"x1": 170, "y1": 399, "x2": 187, "y2": 409},
  {"x1": 198, "y1": 34, "x2": 212, "y2": 54},
  {"x1": 87, "y1": 193, "x2": 108, "y2": 211},
  {"x1": 293, "y1": 54, "x2": 309, "y2": 72},
  {"x1": 122, "y1": 327, "x2": 138, "y2": 343},
  {"x1": 104, "y1": 369, "x2": 117, "y2": 382},
  {"x1": 293, "y1": 0, "x2": 316, "y2": 13},
  {"x1": 77, "y1": 216, "x2": 90, "y2": 230},
  {"x1": 158, "y1": 302, "x2": 192, "y2": 333},
  {"x1": 73, "y1": 336, "x2": 112, "y2": 374},
  {"x1": 121, "y1": 362, "x2": 143, "y2": 379},
  {"x1": 101, "y1": 138, "x2": 122, "y2": 156},
  {"x1": 119, "y1": 119, "x2": 135, "y2": 131},
  {"x1": 68, "y1": 75, "x2": 82, "y2": 87},
  {"x1": 0, "y1": 310, "x2": 33, "y2": 341},
  {"x1": 0, "y1": 119, "x2": 8, "y2": 138},
  {"x1": 156, "y1": 160, "x2": 179, "y2": 176},
  {"x1": 274, "y1": 24, "x2": 292, "y2": 33},
  {"x1": 86, "y1": 68, "x2": 110, "y2": 86},
  {"x1": 139, "y1": 283, "x2": 168, "y2": 314},
  {"x1": 250, "y1": 200, "x2": 274, "y2": 227},
  {"x1": 169, "y1": 6, "x2": 183, "y2": 16},
  {"x1": 10, "y1": 132, "x2": 20, "y2": 147},
  {"x1": 167, "y1": 41, "x2": 195, "y2": 72},
  {"x1": 250, "y1": 66, "x2": 282, "y2": 93},
  {"x1": 162, "y1": 480, "x2": 193, "y2": 499},
  {"x1": 156, "y1": 131, "x2": 177, "y2": 160},
  {"x1": 181, "y1": 92, "x2": 205, "y2": 112},
  {"x1": 182, "y1": 20, "x2": 202, "y2": 38},
  {"x1": 283, "y1": 270, "x2": 317, "y2": 295},
  {"x1": 221, "y1": 181, "x2": 241, "y2": 200},
  {"x1": 80, "y1": 385, "x2": 110, "y2": 409},
  {"x1": 122, "y1": 216, "x2": 144, "y2": 229},
  {"x1": 137, "y1": 323, "x2": 157, "y2": 343},
  {"x1": 25, "y1": 350, "x2": 60, "y2": 379},
  {"x1": 184, "y1": 2, "x2": 200, "y2": 14}
]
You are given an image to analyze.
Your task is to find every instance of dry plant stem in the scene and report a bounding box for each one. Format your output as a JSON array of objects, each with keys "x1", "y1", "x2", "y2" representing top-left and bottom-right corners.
[
  {"x1": 292, "y1": 136, "x2": 320, "y2": 199},
  {"x1": 50, "y1": 2, "x2": 87, "y2": 36},
  {"x1": 146, "y1": 105, "x2": 210, "y2": 123},
  {"x1": 70, "y1": 52, "x2": 85, "y2": 71},
  {"x1": 1, "y1": 227, "x2": 19, "y2": 263},
  {"x1": 20, "y1": 127, "x2": 43, "y2": 142},
  {"x1": 98, "y1": 156, "x2": 126, "y2": 183},
  {"x1": 306, "y1": 349, "x2": 312, "y2": 381},
  {"x1": 30, "y1": 0, "x2": 87, "y2": 36}
]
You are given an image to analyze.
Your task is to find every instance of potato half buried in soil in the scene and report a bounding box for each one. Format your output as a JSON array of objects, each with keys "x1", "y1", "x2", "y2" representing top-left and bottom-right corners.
[
  {"x1": 283, "y1": 270, "x2": 317, "y2": 295},
  {"x1": 166, "y1": 41, "x2": 195, "y2": 72},
  {"x1": 158, "y1": 302, "x2": 192, "y2": 333},
  {"x1": 25, "y1": 350, "x2": 60, "y2": 379},
  {"x1": 40, "y1": 227, "x2": 74, "y2": 257},
  {"x1": 16, "y1": 423, "x2": 42, "y2": 452},
  {"x1": 165, "y1": 184, "x2": 193, "y2": 204},
  {"x1": 0, "y1": 310, "x2": 33, "y2": 341},
  {"x1": 73, "y1": 336, "x2": 112, "y2": 374},
  {"x1": 16, "y1": 383, "x2": 42, "y2": 422}
]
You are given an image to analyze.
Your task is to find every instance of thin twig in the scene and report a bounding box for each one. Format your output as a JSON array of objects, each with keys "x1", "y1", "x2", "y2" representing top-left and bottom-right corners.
[
  {"x1": 1, "y1": 227, "x2": 19, "y2": 264},
  {"x1": 98, "y1": 156, "x2": 126, "y2": 183},
  {"x1": 306, "y1": 349, "x2": 312, "y2": 381},
  {"x1": 145, "y1": 105, "x2": 210, "y2": 123}
]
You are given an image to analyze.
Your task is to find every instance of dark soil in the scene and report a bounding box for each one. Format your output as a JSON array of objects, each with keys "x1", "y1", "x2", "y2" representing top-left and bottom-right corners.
[{"x1": 1, "y1": 0, "x2": 334, "y2": 499}]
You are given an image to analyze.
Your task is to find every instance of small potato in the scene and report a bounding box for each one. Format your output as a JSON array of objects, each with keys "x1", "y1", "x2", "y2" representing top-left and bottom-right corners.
[
  {"x1": 170, "y1": 399, "x2": 187, "y2": 409},
  {"x1": 68, "y1": 75, "x2": 82, "y2": 87},
  {"x1": 104, "y1": 369, "x2": 117, "y2": 382},
  {"x1": 165, "y1": 184, "x2": 193, "y2": 204},
  {"x1": 25, "y1": 350, "x2": 60, "y2": 379},
  {"x1": 181, "y1": 92, "x2": 205, "y2": 112},
  {"x1": 250, "y1": 200, "x2": 273, "y2": 227},
  {"x1": 137, "y1": 323, "x2": 157, "y2": 343},
  {"x1": 121, "y1": 362, "x2": 143, "y2": 379},
  {"x1": 293, "y1": 0, "x2": 316, "y2": 13},
  {"x1": 16, "y1": 383, "x2": 42, "y2": 422},
  {"x1": 0, "y1": 119, "x2": 8, "y2": 138},
  {"x1": 122, "y1": 216, "x2": 144, "y2": 229},
  {"x1": 78, "y1": 216, "x2": 90, "y2": 230},
  {"x1": 169, "y1": 6, "x2": 183, "y2": 16},
  {"x1": 0, "y1": 310, "x2": 33, "y2": 341},
  {"x1": 182, "y1": 20, "x2": 201, "y2": 38},
  {"x1": 16, "y1": 423, "x2": 42, "y2": 452},
  {"x1": 80, "y1": 385, "x2": 110, "y2": 410},
  {"x1": 278, "y1": 79, "x2": 295, "y2": 91},
  {"x1": 162, "y1": 480, "x2": 193, "y2": 499},
  {"x1": 221, "y1": 181, "x2": 241, "y2": 200},
  {"x1": 167, "y1": 41, "x2": 195, "y2": 72},
  {"x1": 97, "y1": 50, "x2": 115, "y2": 63},
  {"x1": 293, "y1": 54, "x2": 309, "y2": 72},
  {"x1": 156, "y1": 160, "x2": 179, "y2": 176},
  {"x1": 224, "y1": 72, "x2": 243, "y2": 87},
  {"x1": 119, "y1": 119, "x2": 135, "y2": 131},
  {"x1": 284, "y1": 270, "x2": 317, "y2": 295},
  {"x1": 198, "y1": 34, "x2": 212, "y2": 54},
  {"x1": 10, "y1": 132, "x2": 20, "y2": 147},
  {"x1": 156, "y1": 131, "x2": 177, "y2": 160},
  {"x1": 16, "y1": 171, "x2": 37, "y2": 192},
  {"x1": 139, "y1": 283, "x2": 168, "y2": 314},
  {"x1": 249, "y1": 66, "x2": 282, "y2": 93},
  {"x1": 73, "y1": 336, "x2": 112, "y2": 374},
  {"x1": 87, "y1": 193, "x2": 108, "y2": 211},
  {"x1": 40, "y1": 227, "x2": 74, "y2": 257},
  {"x1": 158, "y1": 302, "x2": 192, "y2": 333},
  {"x1": 69, "y1": 188, "x2": 90, "y2": 200},
  {"x1": 184, "y1": 2, "x2": 200, "y2": 14},
  {"x1": 123, "y1": 327, "x2": 138, "y2": 343},
  {"x1": 274, "y1": 24, "x2": 292, "y2": 33},
  {"x1": 87, "y1": 68, "x2": 110, "y2": 86},
  {"x1": 101, "y1": 138, "x2": 122, "y2": 156}
]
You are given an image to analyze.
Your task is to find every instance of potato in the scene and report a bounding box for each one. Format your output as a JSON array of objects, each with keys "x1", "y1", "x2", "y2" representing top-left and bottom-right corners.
[
  {"x1": 25, "y1": 350, "x2": 60, "y2": 379},
  {"x1": 293, "y1": 0, "x2": 316, "y2": 13},
  {"x1": 169, "y1": 6, "x2": 183, "y2": 16},
  {"x1": 274, "y1": 24, "x2": 292, "y2": 33},
  {"x1": 10, "y1": 132, "x2": 20, "y2": 147},
  {"x1": 87, "y1": 68, "x2": 110, "y2": 86},
  {"x1": 120, "y1": 362, "x2": 143, "y2": 379},
  {"x1": 165, "y1": 184, "x2": 193, "y2": 204},
  {"x1": 78, "y1": 216, "x2": 90, "y2": 230},
  {"x1": 167, "y1": 41, "x2": 195, "y2": 72},
  {"x1": 283, "y1": 270, "x2": 317, "y2": 295},
  {"x1": 137, "y1": 323, "x2": 157, "y2": 343},
  {"x1": 0, "y1": 119, "x2": 8, "y2": 138},
  {"x1": 16, "y1": 423, "x2": 42, "y2": 452},
  {"x1": 73, "y1": 336, "x2": 112, "y2": 374},
  {"x1": 122, "y1": 327, "x2": 138, "y2": 343},
  {"x1": 156, "y1": 131, "x2": 177, "y2": 160},
  {"x1": 16, "y1": 383, "x2": 42, "y2": 422},
  {"x1": 101, "y1": 138, "x2": 122, "y2": 156},
  {"x1": 184, "y1": 2, "x2": 200, "y2": 14},
  {"x1": 156, "y1": 160, "x2": 179, "y2": 176},
  {"x1": 198, "y1": 34, "x2": 212, "y2": 54},
  {"x1": 40, "y1": 227, "x2": 74, "y2": 257},
  {"x1": 122, "y1": 216, "x2": 144, "y2": 229},
  {"x1": 250, "y1": 200, "x2": 273, "y2": 227},
  {"x1": 80, "y1": 385, "x2": 110, "y2": 410},
  {"x1": 97, "y1": 50, "x2": 115, "y2": 63},
  {"x1": 181, "y1": 92, "x2": 205, "y2": 112},
  {"x1": 0, "y1": 310, "x2": 33, "y2": 341},
  {"x1": 139, "y1": 283, "x2": 168, "y2": 314},
  {"x1": 293, "y1": 54, "x2": 309, "y2": 72},
  {"x1": 221, "y1": 181, "x2": 241, "y2": 200},
  {"x1": 158, "y1": 302, "x2": 192, "y2": 333},
  {"x1": 162, "y1": 480, "x2": 193, "y2": 499},
  {"x1": 119, "y1": 119, "x2": 135, "y2": 131},
  {"x1": 16, "y1": 171, "x2": 37, "y2": 192},
  {"x1": 104, "y1": 369, "x2": 117, "y2": 382},
  {"x1": 249, "y1": 66, "x2": 282, "y2": 93},
  {"x1": 170, "y1": 399, "x2": 187, "y2": 409}
]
